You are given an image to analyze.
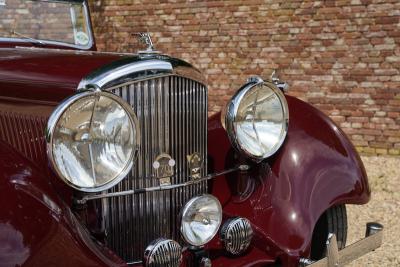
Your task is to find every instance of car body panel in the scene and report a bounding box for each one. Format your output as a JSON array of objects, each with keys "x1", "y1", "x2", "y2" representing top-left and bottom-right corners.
[
  {"x1": 207, "y1": 95, "x2": 369, "y2": 266},
  {"x1": 0, "y1": 48, "x2": 120, "y2": 102},
  {"x1": 0, "y1": 141, "x2": 126, "y2": 267}
]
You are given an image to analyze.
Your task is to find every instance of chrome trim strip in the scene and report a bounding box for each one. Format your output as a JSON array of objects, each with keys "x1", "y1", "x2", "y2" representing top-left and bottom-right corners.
[
  {"x1": 76, "y1": 165, "x2": 249, "y2": 204},
  {"x1": 77, "y1": 56, "x2": 206, "y2": 91},
  {"x1": 126, "y1": 261, "x2": 142, "y2": 265},
  {"x1": 79, "y1": 60, "x2": 173, "y2": 89}
]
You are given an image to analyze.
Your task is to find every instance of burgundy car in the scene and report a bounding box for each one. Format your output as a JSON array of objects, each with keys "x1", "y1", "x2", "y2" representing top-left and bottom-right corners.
[{"x1": 0, "y1": 1, "x2": 382, "y2": 266}]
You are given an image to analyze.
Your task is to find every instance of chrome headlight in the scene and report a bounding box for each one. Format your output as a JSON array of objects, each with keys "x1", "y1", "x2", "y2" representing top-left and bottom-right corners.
[
  {"x1": 46, "y1": 89, "x2": 139, "y2": 192},
  {"x1": 180, "y1": 195, "x2": 222, "y2": 247},
  {"x1": 225, "y1": 77, "x2": 289, "y2": 160}
]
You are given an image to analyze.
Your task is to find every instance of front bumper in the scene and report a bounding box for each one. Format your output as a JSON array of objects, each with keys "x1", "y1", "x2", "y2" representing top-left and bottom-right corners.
[{"x1": 300, "y1": 222, "x2": 383, "y2": 267}]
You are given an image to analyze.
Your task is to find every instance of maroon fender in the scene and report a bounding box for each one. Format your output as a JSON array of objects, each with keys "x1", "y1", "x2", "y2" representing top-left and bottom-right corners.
[
  {"x1": 207, "y1": 95, "x2": 370, "y2": 266},
  {"x1": 0, "y1": 141, "x2": 126, "y2": 267}
]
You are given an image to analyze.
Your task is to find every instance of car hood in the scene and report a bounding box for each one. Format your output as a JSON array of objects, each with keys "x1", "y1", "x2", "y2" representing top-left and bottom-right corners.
[{"x1": 0, "y1": 47, "x2": 124, "y2": 103}]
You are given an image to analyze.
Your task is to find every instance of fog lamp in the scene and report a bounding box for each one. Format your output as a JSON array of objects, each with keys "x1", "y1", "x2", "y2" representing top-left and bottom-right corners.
[
  {"x1": 220, "y1": 217, "x2": 253, "y2": 255},
  {"x1": 144, "y1": 238, "x2": 182, "y2": 267},
  {"x1": 180, "y1": 195, "x2": 222, "y2": 247},
  {"x1": 224, "y1": 77, "x2": 289, "y2": 160}
]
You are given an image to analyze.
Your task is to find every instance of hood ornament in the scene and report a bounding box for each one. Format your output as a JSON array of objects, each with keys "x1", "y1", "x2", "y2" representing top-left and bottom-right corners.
[
  {"x1": 135, "y1": 32, "x2": 159, "y2": 54},
  {"x1": 270, "y1": 69, "x2": 289, "y2": 92}
]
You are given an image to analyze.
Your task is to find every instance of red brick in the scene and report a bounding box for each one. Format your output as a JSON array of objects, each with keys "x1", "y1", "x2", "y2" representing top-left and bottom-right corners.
[
  {"x1": 375, "y1": 16, "x2": 399, "y2": 25},
  {"x1": 88, "y1": 0, "x2": 400, "y2": 155}
]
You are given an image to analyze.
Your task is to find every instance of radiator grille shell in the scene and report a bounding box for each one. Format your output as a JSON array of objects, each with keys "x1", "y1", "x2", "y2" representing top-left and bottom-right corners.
[{"x1": 103, "y1": 75, "x2": 208, "y2": 262}]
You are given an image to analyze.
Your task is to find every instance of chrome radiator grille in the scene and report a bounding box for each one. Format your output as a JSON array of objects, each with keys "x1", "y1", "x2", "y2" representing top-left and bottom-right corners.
[{"x1": 104, "y1": 75, "x2": 208, "y2": 262}]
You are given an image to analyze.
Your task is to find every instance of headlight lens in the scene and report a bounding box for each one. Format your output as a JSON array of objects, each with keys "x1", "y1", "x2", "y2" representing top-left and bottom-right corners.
[
  {"x1": 225, "y1": 78, "x2": 289, "y2": 160},
  {"x1": 46, "y1": 89, "x2": 139, "y2": 192},
  {"x1": 180, "y1": 195, "x2": 222, "y2": 247}
]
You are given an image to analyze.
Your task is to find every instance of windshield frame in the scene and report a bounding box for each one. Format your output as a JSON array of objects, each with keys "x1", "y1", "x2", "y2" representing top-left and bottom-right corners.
[{"x1": 0, "y1": 0, "x2": 95, "y2": 50}]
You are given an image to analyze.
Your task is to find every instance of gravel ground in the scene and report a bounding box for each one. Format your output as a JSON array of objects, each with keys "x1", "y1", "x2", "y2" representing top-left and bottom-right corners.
[{"x1": 346, "y1": 156, "x2": 400, "y2": 266}]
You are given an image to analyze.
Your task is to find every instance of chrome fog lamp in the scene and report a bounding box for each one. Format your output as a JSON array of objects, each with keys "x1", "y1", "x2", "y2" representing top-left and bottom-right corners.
[
  {"x1": 144, "y1": 238, "x2": 182, "y2": 267},
  {"x1": 225, "y1": 77, "x2": 289, "y2": 160},
  {"x1": 46, "y1": 89, "x2": 139, "y2": 192},
  {"x1": 220, "y1": 217, "x2": 253, "y2": 255},
  {"x1": 180, "y1": 195, "x2": 222, "y2": 247}
]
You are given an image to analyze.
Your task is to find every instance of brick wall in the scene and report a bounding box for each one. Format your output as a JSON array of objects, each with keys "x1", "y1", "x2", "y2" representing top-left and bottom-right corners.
[{"x1": 89, "y1": 0, "x2": 400, "y2": 155}]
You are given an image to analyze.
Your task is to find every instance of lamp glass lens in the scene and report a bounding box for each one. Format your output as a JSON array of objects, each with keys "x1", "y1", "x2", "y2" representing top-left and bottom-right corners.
[
  {"x1": 181, "y1": 195, "x2": 222, "y2": 246},
  {"x1": 234, "y1": 84, "x2": 286, "y2": 158},
  {"x1": 52, "y1": 94, "x2": 136, "y2": 190}
]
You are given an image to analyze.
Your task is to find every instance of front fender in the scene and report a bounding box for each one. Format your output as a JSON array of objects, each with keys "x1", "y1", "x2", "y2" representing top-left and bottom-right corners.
[
  {"x1": 0, "y1": 141, "x2": 125, "y2": 267},
  {"x1": 207, "y1": 95, "x2": 370, "y2": 266}
]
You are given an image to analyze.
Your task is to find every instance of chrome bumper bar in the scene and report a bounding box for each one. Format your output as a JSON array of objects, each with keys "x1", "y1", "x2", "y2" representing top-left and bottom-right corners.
[{"x1": 300, "y1": 222, "x2": 383, "y2": 267}]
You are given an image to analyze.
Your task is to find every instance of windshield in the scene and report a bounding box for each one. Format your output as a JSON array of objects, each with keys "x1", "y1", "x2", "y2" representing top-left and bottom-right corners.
[{"x1": 0, "y1": 0, "x2": 92, "y2": 48}]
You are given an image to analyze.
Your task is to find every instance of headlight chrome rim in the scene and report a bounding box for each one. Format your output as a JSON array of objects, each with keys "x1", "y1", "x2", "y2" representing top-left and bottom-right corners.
[
  {"x1": 46, "y1": 88, "x2": 140, "y2": 192},
  {"x1": 180, "y1": 194, "x2": 222, "y2": 247},
  {"x1": 225, "y1": 78, "x2": 289, "y2": 160}
]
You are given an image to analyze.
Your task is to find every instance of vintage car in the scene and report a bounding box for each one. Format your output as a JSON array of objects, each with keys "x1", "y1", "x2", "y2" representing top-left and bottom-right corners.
[{"x1": 0, "y1": 0, "x2": 383, "y2": 266}]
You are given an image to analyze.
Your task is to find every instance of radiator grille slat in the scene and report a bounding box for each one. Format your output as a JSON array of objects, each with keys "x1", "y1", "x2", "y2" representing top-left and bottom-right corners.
[
  {"x1": 105, "y1": 75, "x2": 207, "y2": 262},
  {"x1": 0, "y1": 111, "x2": 47, "y2": 169}
]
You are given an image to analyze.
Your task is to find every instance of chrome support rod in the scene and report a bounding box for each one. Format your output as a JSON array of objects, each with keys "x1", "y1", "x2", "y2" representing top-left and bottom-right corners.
[{"x1": 76, "y1": 165, "x2": 250, "y2": 204}]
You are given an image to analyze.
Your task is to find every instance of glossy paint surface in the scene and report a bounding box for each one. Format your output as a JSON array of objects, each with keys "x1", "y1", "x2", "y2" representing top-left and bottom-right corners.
[
  {"x1": 0, "y1": 47, "x2": 121, "y2": 103},
  {"x1": 0, "y1": 140, "x2": 127, "y2": 266},
  {"x1": 0, "y1": 41, "x2": 370, "y2": 266},
  {"x1": 207, "y1": 95, "x2": 370, "y2": 266}
]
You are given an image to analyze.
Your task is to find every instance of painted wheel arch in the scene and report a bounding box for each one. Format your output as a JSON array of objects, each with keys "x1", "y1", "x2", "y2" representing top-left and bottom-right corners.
[
  {"x1": 0, "y1": 141, "x2": 126, "y2": 267},
  {"x1": 207, "y1": 95, "x2": 370, "y2": 266}
]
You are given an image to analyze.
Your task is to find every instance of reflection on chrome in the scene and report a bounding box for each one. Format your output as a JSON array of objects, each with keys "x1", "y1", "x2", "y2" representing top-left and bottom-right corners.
[
  {"x1": 47, "y1": 90, "x2": 139, "y2": 192},
  {"x1": 220, "y1": 217, "x2": 253, "y2": 255},
  {"x1": 226, "y1": 79, "x2": 289, "y2": 160},
  {"x1": 180, "y1": 195, "x2": 222, "y2": 247}
]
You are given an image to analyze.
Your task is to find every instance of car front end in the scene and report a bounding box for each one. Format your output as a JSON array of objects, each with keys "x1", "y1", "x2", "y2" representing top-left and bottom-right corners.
[{"x1": 0, "y1": 1, "x2": 383, "y2": 266}]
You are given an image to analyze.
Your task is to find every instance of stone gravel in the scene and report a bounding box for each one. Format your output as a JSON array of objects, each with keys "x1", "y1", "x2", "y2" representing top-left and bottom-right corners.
[{"x1": 346, "y1": 156, "x2": 400, "y2": 266}]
